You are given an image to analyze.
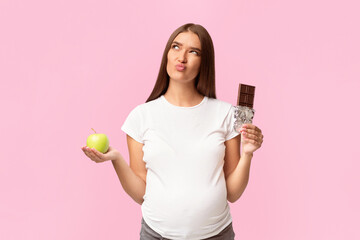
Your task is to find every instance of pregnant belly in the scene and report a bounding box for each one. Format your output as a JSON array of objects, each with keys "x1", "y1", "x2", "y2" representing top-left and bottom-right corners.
[{"x1": 143, "y1": 179, "x2": 229, "y2": 229}]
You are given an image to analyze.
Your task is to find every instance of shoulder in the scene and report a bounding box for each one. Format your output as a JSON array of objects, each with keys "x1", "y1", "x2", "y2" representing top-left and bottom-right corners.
[
  {"x1": 137, "y1": 96, "x2": 162, "y2": 114},
  {"x1": 207, "y1": 97, "x2": 233, "y2": 107},
  {"x1": 207, "y1": 97, "x2": 234, "y2": 113},
  {"x1": 131, "y1": 96, "x2": 162, "y2": 113}
]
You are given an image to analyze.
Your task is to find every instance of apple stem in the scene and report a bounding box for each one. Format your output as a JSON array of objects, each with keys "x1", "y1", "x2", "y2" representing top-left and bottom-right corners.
[{"x1": 91, "y1": 128, "x2": 97, "y2": 134}]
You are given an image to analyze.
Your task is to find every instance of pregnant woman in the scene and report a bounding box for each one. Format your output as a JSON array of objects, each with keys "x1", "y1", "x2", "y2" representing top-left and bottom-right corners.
[{"x1": 82, "y1": 23, "x2": 264, "y2": 240}]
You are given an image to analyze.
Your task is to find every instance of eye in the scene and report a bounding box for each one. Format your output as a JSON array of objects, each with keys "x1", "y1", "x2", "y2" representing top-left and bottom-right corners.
[
  {"x1": 171, "y1": 44, "x2": 200, "y2": 56},
  {"x1": 191, "y1": 50, "x2": 199, "y2": 55},
  {"x1": 172, "y1": 44, "x2": 179, "y2": 50}
]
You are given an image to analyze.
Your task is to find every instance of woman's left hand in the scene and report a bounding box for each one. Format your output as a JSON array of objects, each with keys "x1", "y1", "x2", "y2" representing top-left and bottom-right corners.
[{"x1": 239, "y1": 124, "x2": 264, "y2": 155}]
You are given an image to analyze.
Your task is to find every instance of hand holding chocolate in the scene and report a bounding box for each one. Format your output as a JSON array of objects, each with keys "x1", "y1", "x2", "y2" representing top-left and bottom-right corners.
[{"x1": 234, "y1": 83, "x2": 256, "y2": 133}]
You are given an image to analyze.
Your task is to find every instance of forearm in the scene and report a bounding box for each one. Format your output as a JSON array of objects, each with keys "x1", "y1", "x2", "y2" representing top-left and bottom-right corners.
[
  {"x1": 226, "y1": 152, "x2": 253, "y2": 203},
  {"x1": 111, "y1": 155, "x2": 146, "y2": 205}
]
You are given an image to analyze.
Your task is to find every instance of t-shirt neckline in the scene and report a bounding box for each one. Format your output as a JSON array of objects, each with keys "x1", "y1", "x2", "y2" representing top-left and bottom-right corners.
[{"x1": 161, "y1": 95, "x2": 208, "y2": 109}]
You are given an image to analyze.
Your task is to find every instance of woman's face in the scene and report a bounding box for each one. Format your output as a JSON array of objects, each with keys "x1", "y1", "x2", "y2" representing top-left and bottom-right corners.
[{"x1": 166, "y1": 31, "x2": 202, "y2": 84}]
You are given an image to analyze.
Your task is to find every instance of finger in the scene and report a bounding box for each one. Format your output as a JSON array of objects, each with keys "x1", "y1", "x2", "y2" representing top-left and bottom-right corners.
[
  {"x1": 241, "y1": 127, "x2": 257, "y2": 135},
  {"x1": 242, "y1": 132, "x2": 261, "y2": 142},
  {"x1": 91, "y1": 148, "x2": 106, "y2": 162},
  {"x1": 241, "y1": 128, "x2": 259, "y2": 137},
  {"x1": 82, "y1": 147, "x2": 93, "y2": 159},
  {"x1": 243, "y1": 124, "x2": 262, "y2": 133},
  {"x1": 241, "y1": 132, "x2": 251, "y2": 142},
  {"x1": 243, "y1": 133, "x2": 263, "y2": 147},
  {"x1": 254, "y1": 126, "x2": 262, "y2": 133},
  {"x1": 259, "y1": 136, "x2": 264, "y2": 144},
  {"x1": 88, "y1": 149, "x2": 103, "y2": 162},
  {"x1": 252, "y1": 132, "x2": 264, "y2": 140},
  {"x1": 85, "y1": 147, "x2": 102, "y2": 162},
  {"x1": 255, "y1": 133, "x2": 263, "y2": 144},
  {"x1": 243, "y1": 137, "x2": 259, "y2": 146}
]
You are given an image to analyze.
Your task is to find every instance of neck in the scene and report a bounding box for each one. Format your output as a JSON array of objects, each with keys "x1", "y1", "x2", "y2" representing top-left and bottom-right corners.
[{"x1": 164, "y1": 79, "x2": 204, "y2": 107}]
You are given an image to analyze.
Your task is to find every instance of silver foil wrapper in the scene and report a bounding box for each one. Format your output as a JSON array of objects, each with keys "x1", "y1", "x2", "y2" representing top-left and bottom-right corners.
[{"x1": 233, "y1": 105, "x2": 255, "y2": 133}]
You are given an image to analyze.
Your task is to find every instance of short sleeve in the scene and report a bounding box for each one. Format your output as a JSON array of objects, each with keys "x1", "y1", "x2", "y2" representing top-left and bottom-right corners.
[
  {"x1": 224, "y1": 105, "x2": 240, "y2": 141},
  {"x1": 121, "y1": 105, "x2": 144, "y2": 144}
]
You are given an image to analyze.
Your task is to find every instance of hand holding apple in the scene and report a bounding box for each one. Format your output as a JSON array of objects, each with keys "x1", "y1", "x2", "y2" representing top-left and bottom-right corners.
[
  {"x1": 82, "y1": 145, "x2": 121, "y2": 163},
  {"x1": 82, "y1": 128, "x2": 122, "y2": 163}
]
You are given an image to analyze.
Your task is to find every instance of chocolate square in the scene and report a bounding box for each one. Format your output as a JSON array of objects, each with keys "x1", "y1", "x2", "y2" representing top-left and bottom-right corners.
[{"x1": 237, "y1": 83, "x2": 255, "y2": 108}]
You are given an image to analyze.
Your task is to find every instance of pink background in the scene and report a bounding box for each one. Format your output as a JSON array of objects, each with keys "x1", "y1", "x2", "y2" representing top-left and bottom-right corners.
[{"x1": 1, "y1": 0, "x2": 359, "y2": 239}]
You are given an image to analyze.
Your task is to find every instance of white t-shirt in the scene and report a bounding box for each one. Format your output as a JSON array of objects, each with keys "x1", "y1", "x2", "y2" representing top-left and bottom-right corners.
[{"x1": 121, "y1": 94, "x2": 240, "y2": 240}]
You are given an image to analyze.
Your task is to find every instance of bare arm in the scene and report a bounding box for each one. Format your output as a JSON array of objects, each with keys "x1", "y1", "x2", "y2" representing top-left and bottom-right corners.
[
  {"x1": 225, "y1": 152, "x2": 253, "y2": 203},
  {"x1": 112, "y1": 135, "x2": 147, "y2": 205},
  {"x1": 224, "y1": 123, "x2": 263, "y2": 203},
  {"x1": 111, "y1": 155, "x2": 146, "y2": 205},
  {"x1": 223, "y1": 135, "x2": 253, "y2": 203}
]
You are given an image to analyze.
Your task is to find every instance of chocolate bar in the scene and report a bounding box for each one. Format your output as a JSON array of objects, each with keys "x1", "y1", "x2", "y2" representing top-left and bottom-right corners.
[
  {"x1": 234, "y1": 83, "x2": 256, "y2": 132},
  {"x1": 237, "y1": 83, "x2": 255, "y2": 108}
]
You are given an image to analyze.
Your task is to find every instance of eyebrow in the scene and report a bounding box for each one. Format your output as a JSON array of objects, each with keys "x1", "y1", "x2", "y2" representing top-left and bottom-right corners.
[{"x1": 172, "y1": 41, "x2": 202, "y2": 52}]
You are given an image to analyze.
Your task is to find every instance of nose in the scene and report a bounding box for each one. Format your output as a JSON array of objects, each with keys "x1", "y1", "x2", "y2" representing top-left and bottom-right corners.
[{"x1": 177, "y1": 50, "x2": 187, "y2": 63}]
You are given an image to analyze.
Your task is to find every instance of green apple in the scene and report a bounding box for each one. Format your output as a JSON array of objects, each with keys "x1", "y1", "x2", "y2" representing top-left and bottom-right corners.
[{"x1": 86, "y1": 128, "x2": 109, "y2": 153}]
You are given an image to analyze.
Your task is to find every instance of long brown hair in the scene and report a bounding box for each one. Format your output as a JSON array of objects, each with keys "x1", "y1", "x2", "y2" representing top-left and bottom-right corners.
[{"x1": 145, "y1": 23, "x2": 217, "y2": 103}]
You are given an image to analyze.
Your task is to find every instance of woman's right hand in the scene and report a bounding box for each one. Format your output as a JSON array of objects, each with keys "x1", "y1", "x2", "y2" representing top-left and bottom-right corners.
[{"x1": 81, "y1": 145, "x2": 121, "y2": 163}]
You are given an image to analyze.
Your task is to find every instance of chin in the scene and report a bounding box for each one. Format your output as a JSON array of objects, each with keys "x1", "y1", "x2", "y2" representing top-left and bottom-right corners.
[
  {"x1": 168, "y1": 71, "x2": 197, "y2": 83},
  {"x1": 172, "y1": 78, "x2": 196, "y2": 85}
]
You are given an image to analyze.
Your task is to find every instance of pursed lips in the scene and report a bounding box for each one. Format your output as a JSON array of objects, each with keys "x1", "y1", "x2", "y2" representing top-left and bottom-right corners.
[{"x1": 175, "y1": 64, "x2": 186, "y2": 71}]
